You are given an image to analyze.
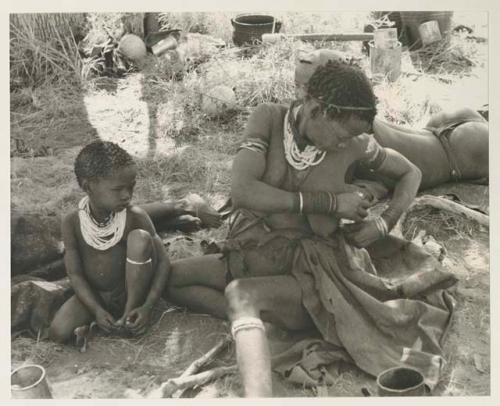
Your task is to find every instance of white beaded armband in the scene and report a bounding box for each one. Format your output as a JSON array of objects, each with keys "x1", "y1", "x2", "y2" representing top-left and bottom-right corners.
[
  {"x1": 126, "y1": 257, "x2": 152, "y2": 265},
  {"x1": 231, "y1": 316, "x2": 266, "y2": 338}
]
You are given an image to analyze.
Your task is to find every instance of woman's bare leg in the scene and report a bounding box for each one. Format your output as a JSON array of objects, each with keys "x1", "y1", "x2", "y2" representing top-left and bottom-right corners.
[
  {"x1": 225, "y1": 275, "x2": 313, "y2": 397},
  {"x1": 164, "y1": 254, "x2": 228, "y2": 318}
]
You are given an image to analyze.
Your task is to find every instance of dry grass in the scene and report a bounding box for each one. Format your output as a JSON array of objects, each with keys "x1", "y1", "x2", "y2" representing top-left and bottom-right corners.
[
  {"x1": 159, "y1": 12, "x2": 235, "y2": 43},
  {"x1": 10, "y1": 10, "x2": 489, "y2": 259},
  {"x1": 10, "y1": 13, "x2": 87, "y2": 43},
  {"x1": 10, "y1": 20, "x2": 84, "y2": 89},
  {"x1": 81, "y1": 13, "x2": 144, "y2": 45},
  {"x1": 402, "y1": 207, "x2": 484, "y2": 243},
  {"x1": 410, "y1": 33, "x2": 483, "y2": 76},
  {"x1": 11, "y1": 336, "x2": 62, "y2": 368}
]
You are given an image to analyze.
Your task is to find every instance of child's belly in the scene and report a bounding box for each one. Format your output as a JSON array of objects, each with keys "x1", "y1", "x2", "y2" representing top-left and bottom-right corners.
[{"x1": 81, "y1": 242, "x2": 127, "y2": 292}]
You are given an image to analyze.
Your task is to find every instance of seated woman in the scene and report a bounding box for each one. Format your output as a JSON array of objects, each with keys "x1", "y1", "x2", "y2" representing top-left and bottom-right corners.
[
  {"x1": 296, "y1": 49, "x2": 489, "y2": 190},
  {"x1": 165, "y1": 61, "x2": 456, "y2": 397}
]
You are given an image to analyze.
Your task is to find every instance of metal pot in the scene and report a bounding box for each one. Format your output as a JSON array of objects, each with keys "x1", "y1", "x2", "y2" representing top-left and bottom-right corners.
[
  {"x1": 11, "y1": 364, "x2": 52, "y2": 399},
  {"x1": 231, "y1": 14, "x2": 282, "y2": 46}
]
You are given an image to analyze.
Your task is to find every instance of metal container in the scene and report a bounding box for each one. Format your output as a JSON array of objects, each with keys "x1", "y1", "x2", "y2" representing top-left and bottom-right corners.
[
  {"x1": 374, "y1": 28, "x2": 398, "y2": 49},
  {"x1": 151, "y1": 36, "x2": 178, "y2": 56},
  {"x1": 11, "y1": 364, "x2": 52, "y2": 399},
  {"x1": 377, "y1": 366, "x2": 426, "y2": 396},
  {"x1": 369, "y1": 40, "x2": 402, "y2": 82},
  {"x1": 231, "y1": 14, "x2": 281, "y2": 46},
  {"x1": 418, "y1": 20, "x2": 442, "y2": 45},
  {"x1": 400, "y1": 11, "x2": 453, "y2": 49}
]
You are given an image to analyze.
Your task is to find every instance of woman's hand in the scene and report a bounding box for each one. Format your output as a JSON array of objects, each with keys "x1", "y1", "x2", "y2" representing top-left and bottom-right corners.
[
  {"x1": 336, "y1": 191, "x2": 372, "y2": 222},
  {"x1": 343, "y1": 219, "x2": 382, "y2": 248}
]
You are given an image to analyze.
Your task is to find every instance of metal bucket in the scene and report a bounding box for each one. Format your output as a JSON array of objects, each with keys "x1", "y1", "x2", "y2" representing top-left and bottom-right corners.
[
  {"x1": 11, "y1": 364, "x2": 52, "y2": 399},
  {"x1": 369, "y1": 40, "x2": 402, "y2": 82},
  {"x1": 400, "y1": 11, "x2": 453, "y2": 49},
  {"x1": 373, "y1": 28, "x2": 398, "y2": 49},
  {"x1": 376, "y1": 367, "x2": 426, "y2": 396},
  {"x1": 418, "y1": 20, "x2": 442, "y2": 45},
  {"x1": 231, "y1": 14, "x2": 281, "y2": 46}
]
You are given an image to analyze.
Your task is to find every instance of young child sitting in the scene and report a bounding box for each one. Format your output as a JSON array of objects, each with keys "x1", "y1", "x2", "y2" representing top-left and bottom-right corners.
[{"x1": 49, "y1": 141, "x2": 170, "y2": 342}]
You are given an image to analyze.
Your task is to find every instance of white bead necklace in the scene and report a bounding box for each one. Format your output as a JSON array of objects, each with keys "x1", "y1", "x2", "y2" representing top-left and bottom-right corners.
[
  {"x1": 283, "y1": 106, "x2": 326, "y2": 171},
  {"x1": 78, "y1": 195, "x2": 127, "y2": 251}
]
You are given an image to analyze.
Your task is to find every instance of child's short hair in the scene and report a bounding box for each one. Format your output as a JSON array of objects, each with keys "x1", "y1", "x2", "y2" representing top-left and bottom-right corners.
[
  {"x1": 306, "y1": 60, "x2": 377, "y2": 124},
  {"x1": 74, "y1": 141, "x2": 135, "y2": 187}
]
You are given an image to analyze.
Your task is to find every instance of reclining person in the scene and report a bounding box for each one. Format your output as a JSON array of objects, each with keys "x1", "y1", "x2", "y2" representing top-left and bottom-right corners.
[{"x1": 296, "y1": 49, "x2": 489, "y2": 190}]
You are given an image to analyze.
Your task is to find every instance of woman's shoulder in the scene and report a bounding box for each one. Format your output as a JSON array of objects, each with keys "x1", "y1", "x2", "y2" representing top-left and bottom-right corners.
[
  {"x1": 243, "y1": 103, "x2": 288, "y2": 143},
  {"x1": 251, "y1": 102, "x2": 288, "y2": 120}
]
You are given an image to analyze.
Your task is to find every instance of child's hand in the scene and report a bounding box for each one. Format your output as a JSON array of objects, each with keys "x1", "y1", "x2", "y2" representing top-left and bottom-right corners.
[
  {"x1": 95, "y1": 307, "x2": 117, "y2": 332},
  {"x1": 125, "y1": 305, "x2": 152, "y2": 335}
]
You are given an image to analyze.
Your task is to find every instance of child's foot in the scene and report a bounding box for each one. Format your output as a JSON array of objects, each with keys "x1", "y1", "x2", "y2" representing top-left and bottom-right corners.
[{"x1": 74, "y1": 321, "x2": 97, "y2": 352}]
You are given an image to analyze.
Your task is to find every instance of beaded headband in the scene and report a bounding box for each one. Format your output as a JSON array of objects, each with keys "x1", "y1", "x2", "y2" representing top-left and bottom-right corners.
[{"x1": 308, "y1": 94, "x2": 376, "y2": 112}]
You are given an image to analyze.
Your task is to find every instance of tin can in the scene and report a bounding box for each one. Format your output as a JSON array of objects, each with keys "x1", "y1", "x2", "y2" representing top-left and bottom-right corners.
[
  {"x1": 152, "y1": 36, "x2": 178, "y2": 56},
  {"x1": 11, "y1": 364, "x2": 52, "y2": 399},
  {"x1": 418, "y1": 20, "x2": 442, "y2": 45},
  {"x1": 369, "y1": 40, "x2": 402, "y2": 82},
  {"x1": 374, "y1": 28, "x2": 398, "y2": 49}
]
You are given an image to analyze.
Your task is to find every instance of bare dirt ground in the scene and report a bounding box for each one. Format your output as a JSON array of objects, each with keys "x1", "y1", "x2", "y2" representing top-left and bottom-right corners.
[
  {"x1": 11, "y1": 229, "x2": 490, "y2": 398},
  {"x1": 11, "y1": 32, "x2": 490, "y2": 397}
]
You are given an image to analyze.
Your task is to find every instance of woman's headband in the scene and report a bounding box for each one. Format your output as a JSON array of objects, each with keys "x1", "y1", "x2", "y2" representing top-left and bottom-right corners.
[{"x1": 308, "y1": 94, "x2": 376, "y2": 112}]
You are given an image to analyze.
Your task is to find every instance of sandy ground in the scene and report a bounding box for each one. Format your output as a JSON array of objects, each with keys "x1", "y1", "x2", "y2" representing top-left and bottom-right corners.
[
  {"x1": 11, "y1": 69, "x2": 490, "y2": 398},
  {"x1": 11, "y1": 230, "x2": 490, "y2": 398}
]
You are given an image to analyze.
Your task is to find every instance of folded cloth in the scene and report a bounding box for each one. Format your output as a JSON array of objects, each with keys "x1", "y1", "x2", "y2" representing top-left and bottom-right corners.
[{"x1": 281, "y1": 234, "x2": 456, "y2": 390}]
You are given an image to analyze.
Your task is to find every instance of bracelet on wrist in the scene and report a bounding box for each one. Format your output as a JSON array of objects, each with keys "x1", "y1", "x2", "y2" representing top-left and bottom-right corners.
[
  {"x1": 302, "y1": 191, "x2": 338, "y2": 215},
  {"x1": 374, "y1": 216, "x2": 389, "y2": 237}
]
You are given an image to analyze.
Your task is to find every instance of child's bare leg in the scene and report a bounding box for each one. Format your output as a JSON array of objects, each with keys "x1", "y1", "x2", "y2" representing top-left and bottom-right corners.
[
  {"x1": 224, "y1": 275, "x2": 313, "y2": 397},
  {"x1": 164, "y1": 254, "x2": 227, "y2": 318},
  {"x1": 117, "y1": 229, "x2": 154, "y2": 325},
  {"x1": 49, "y1": 295, "x2": 94, "y2": 343}
]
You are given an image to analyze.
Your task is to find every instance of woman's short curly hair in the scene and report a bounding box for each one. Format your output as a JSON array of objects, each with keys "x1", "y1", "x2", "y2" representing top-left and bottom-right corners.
[
  {"x1": 306, "y1": 60, "x2": 377, "y2": 124},
  {"x1": 74, "y1": 141, "x2": 135, "y2": 187}
]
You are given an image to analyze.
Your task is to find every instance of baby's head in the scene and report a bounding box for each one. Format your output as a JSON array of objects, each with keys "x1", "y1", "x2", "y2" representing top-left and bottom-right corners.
[{"x1": 75, "y1": 141, "x2": 137, "y2": 212}]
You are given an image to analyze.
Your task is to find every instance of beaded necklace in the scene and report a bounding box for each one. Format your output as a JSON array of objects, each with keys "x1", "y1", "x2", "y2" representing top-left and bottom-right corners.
[
  {"x1": 78, "y1": 195, "x2": 127, "y2": 251},
  {"x1": 283, "y1": 105, "x2": 326, "y2": 171}
]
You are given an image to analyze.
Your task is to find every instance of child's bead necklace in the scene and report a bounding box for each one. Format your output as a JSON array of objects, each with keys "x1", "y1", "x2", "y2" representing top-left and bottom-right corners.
[
  {"x1": 78, "y1": 195, "x2": 127, "y2": 251},
  {"x1": 283, "y1": 106, "x2": 326, "y2": 171}
]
